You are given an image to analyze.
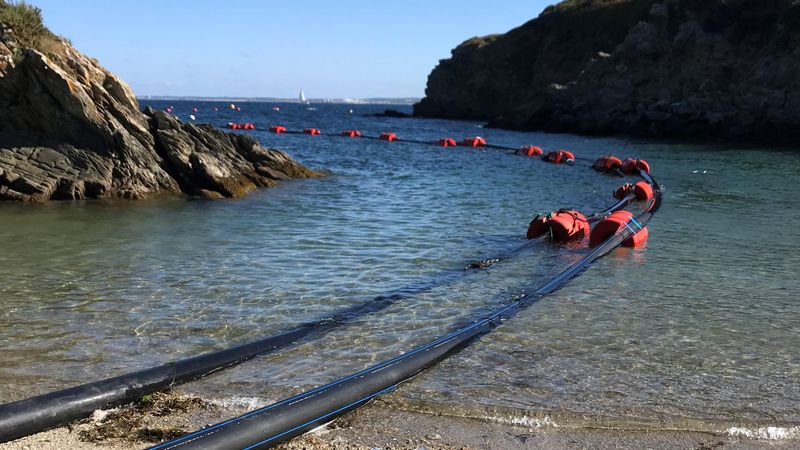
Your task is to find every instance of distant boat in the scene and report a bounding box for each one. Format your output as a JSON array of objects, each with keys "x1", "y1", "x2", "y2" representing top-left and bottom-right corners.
[{"x1": 299, "y1": 89, "x2": 308, "y2": 104}]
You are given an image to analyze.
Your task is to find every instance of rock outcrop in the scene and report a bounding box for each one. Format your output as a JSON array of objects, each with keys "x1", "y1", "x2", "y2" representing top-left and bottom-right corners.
[
  {"x1": 0, "y1": 6, "x2": 319, "y2": 202},
  {"x1": 414, "y1": 0, "x2": 800, "y2": 142}
]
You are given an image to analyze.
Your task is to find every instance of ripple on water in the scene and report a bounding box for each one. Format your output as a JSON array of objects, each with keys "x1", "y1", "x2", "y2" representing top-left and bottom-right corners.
[{"x1": 0, "y1": 102, "x2": 798, "y2": 435}]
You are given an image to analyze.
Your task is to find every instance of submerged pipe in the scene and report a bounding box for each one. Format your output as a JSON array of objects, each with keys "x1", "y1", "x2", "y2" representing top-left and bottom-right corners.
[
  {"x1": 151, "y1": 175, "x2": 661, "y2": 450},
  {"x1": 0, "y1": 190, "x2": 633, "y2": 443}
]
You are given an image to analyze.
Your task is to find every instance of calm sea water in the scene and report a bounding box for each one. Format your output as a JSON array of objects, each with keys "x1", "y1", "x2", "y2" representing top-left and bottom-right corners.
[{"x1": 0, "y1": 101, "x2": 798, "y2": 438}]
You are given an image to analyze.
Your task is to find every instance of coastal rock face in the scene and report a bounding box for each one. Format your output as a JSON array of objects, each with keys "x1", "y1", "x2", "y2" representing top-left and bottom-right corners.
[
  {"x1": 0, "y1": 14, "x2": 318, "y2": 202},
  {"x1": 414, "y1": 0, "x2": 800, "y2": 141}
]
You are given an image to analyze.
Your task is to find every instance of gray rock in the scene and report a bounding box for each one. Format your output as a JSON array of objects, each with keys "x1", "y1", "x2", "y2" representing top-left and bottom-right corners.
[
  {"x1": 0, "y1": 16, "x2": 320, "y2": 202},
  {"x1": 415, "y1": 0, "x2": 800, "y2": 143}
]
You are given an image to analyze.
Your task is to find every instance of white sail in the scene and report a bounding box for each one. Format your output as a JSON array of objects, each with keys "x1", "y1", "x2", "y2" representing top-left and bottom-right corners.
[{"x1": 299, "y1": 89, "x2": 307, "y2": 103}]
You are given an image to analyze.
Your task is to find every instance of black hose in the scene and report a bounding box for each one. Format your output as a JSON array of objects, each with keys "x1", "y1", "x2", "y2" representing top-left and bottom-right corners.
[
  {"x1": 0, "y1": 189, "x2": 633, "y2": 444},
  {"x1": 150, "y1": 176, "x2": 660, "y2": 450}
]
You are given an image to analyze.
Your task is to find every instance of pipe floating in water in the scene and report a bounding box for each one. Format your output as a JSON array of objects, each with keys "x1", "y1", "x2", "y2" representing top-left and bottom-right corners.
[
  {"x1": 0, "y1": 192, "x2": 635, "y2": 444},
  {"x1": 436, "y1": 138, "x2": 457, "y2": 147},
  {"x1": 151, "y1": 175, "x2": 661, "y2": 450}
]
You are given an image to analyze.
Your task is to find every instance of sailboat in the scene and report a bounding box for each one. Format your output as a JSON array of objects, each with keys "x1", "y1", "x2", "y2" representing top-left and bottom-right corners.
[{"x1": 300, "y1": 89, "x2": 316, "y2": 110}]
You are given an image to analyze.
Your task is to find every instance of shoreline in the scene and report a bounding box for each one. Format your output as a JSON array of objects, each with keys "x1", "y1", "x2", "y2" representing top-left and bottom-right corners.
[{"x1": 1, "y1": 392, "x2": 796, "y2": 450}]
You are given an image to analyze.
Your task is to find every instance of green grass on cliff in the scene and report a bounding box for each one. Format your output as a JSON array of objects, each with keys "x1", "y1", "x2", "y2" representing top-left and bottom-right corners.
[{"x1": 0, "y1": 0, "x2": 62, "y2": 54}]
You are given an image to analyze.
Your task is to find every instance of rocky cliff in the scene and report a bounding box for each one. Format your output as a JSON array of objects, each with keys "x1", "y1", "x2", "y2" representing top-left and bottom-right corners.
[
  {"x1": 0, "y1": 3, "x2": 319, "y2": 202},
  {"x1": 414, "y1": 0, "x2": 800, "y2": 142}
]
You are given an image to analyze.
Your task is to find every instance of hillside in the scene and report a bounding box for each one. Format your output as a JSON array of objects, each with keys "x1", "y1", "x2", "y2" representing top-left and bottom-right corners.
[{"x1": 414, "y1": 0, "x2": 800, "y2": 142}]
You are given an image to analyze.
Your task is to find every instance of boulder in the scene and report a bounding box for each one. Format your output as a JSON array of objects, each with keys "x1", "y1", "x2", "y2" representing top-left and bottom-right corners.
[{"x1": 0, "y1": 5, "x2": 320, "y2": 202}]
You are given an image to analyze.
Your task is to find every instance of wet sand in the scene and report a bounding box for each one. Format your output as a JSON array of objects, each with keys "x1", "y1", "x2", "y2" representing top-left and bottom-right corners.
[{"x1": 0, "y1": 392, "x2": 793, "y2": 450}]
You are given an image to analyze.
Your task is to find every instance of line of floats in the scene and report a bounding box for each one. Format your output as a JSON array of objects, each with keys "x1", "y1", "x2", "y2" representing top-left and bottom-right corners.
[
  {"x1": 0, "y1": 112, "x2": 660, "y2": 448},
  {"x1": 226, "y1": 123, "x2": 655, "y2": 249}
]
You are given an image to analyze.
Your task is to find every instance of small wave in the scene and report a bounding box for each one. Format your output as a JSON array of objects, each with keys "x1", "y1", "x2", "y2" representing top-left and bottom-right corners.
[
  {"x1": 206, "y1": 396, "x2": 272, "y2": 410},
  {"x1": 725, "y1": 426, "x2": 800, "y2": 440},
  {"x1": 487, "y1": 414, "x2": 558, "y2": 429}
]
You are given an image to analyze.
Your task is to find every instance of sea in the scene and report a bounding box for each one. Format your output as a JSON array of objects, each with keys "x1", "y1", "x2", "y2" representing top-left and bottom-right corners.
[{"x1": 0, "y1": 100, "x2": 798, "y2": 440}]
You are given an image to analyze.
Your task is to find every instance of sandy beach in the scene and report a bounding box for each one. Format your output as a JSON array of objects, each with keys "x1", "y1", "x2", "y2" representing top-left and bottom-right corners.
[{"x1": 1, "y1": 391, "x2": 794, "y2": 450}]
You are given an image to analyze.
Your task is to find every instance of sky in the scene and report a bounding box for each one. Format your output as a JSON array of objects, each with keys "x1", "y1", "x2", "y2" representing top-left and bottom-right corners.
[{"x1": 28, "y1": 0, "x2": 553, "y2": 99}]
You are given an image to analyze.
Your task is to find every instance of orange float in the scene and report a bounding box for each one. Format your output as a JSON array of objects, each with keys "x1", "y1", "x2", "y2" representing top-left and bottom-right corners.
[
  {"x1": 527, "y1": 210, "x2": 590, "y2": 242},
  {"x1": 462, "y1": 136, "x2": 486, "y2": 147}
]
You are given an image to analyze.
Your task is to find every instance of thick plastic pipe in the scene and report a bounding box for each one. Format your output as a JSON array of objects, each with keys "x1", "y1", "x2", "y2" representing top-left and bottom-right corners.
[
  {"x1": 151, "y1": 175, "x2": 660, "y2": 450},
  {"x1": 0, "y1": 170, "x2": 641, "y2": 444}
]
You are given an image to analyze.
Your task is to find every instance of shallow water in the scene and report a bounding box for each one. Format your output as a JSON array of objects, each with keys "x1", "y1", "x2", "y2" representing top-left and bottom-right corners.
[{"x1": 0, "y1": 101, "x2": 798, "y2": 437}]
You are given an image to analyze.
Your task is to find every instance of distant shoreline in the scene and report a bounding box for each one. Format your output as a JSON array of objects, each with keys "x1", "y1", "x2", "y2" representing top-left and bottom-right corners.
[{"x1": 136, "y1": 96, "x2": 420, "y2": 105}]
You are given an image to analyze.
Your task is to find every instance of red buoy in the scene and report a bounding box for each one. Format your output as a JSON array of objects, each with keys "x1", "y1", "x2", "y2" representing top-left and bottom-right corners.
[
  {"x1": 633, "y1": 181, "x2": 654, "y2": 201},
  {"x1": 380, "y1": 132, "x2": 397, "y2": 141},
  {"x1": 613, "y1": 183, "x2": 633, "y2": 200},
  {"x1": 620, "y1": 159, "x2": 636, "y2": 174},
  {"x1": 590, "y1": 210, "x2": 632, "y2": 247},
  {"x1": 341, "y1": 130, "x2": 361, "y2": 137},
  {"x1": 192, "y1": 107, "x2": 199, "y2": 113},
  {"x1": 544, "y1": 150, "x2": 574, "y2": 164},
  {"x1": 269, "y1": 125, "x2": 287, "y2": 134},
  {"x1": 621, "y1": 158, "x2": 651, "y2": 175},
  {"x1": 436, "y1": 138, "x2": 457, "y2": 147},
  {"x1": 243, "y1": 123, "x2": 255, "y2": 130},
  {"x1": 622, "y1": 226, "x2": 649, "y2": 248},
  {"x1": 527, "y1": 210, "x2": 590, "y2": 243},
  {"x1": 593, "y1": 155, "x2": 623, "y2": 172},
  {"x1": 589, "y1": 210, "x2": 648, "y2": 248},
  {"x1": 303, "y1": 128, "x2": 321, "y2": 135},
  {"x1": 462, "y1": 136, "x2": 486, "y2": 147},
  {"x1": 518, "y1": 145, "x2": 543, "y2": 157}
]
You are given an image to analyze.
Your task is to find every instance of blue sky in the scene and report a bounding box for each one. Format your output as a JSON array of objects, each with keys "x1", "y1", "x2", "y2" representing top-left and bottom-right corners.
[{"x1": 29, "y1": 0, "x2": 552, "y2": 98}]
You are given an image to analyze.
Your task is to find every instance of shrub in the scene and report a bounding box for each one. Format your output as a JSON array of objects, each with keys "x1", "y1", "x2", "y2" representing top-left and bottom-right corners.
[{"x1": 0, "y1": 1, "x2": 56, "y2": 50}]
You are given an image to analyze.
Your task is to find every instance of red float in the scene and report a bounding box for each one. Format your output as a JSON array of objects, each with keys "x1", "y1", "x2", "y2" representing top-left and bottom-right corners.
[
  {"x1": 518, "y1": 145, "x2": 544, "y2": 157},
  {"x1": 623, "y1": 226, "x2": 649, "y2": 248},
  {"x1": 269, "y1": 125, "x2": 287, "y2": 134},
  {"x1": 341, "y1": 130, "x2": 362, "y2": 137},
  {"x1": 380, "y1": 132, "x2": 397, "y2": 141},
  {"x1": 527, "y1": 210, "x2": 590, "y2": 242},
  {"x1": 544, "y1": 150, "x2": 575, "y2": 164},
  {"x1": 633, "y1": 181, "x2": 654, "y2": 201},
  {"x1": 621, "y1": 158, "x2": 651, "y2": 175},
  {"x1": 436, "y1": 138, "x2": 457, "y2": 147},
  {"x1": 593, "y1": 155, "x2": 623, "y2": 172},
  {"x1": 462, "y1": 136, "x2": 486, "y2": 147},
  {"x1": 613, "y1": 183, "x2": 633, "y2": 200},
  {"x1": 304, "y1": 128, "x2": 321, "y2": 135}
]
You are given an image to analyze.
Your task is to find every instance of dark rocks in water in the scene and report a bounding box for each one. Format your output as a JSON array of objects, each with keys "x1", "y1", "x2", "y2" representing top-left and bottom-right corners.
[
  {"x1": 414, "y1": 0, "x2": 800, "y2": 143},
  {"x1": 0, "y1": 9, "x2": 320, "y2": 202},
  {"x1": 365, "y1": 109, "x2": 412, "y2": 118}
]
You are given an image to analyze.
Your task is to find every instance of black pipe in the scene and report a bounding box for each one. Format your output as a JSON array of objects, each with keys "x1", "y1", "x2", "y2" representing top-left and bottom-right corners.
[
  {"x1": 150, "y1": 175, "x2": 660, "y2": 450},
  {"x1": 0, "y1": 188, "x2": 635, "y2": 444}
]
